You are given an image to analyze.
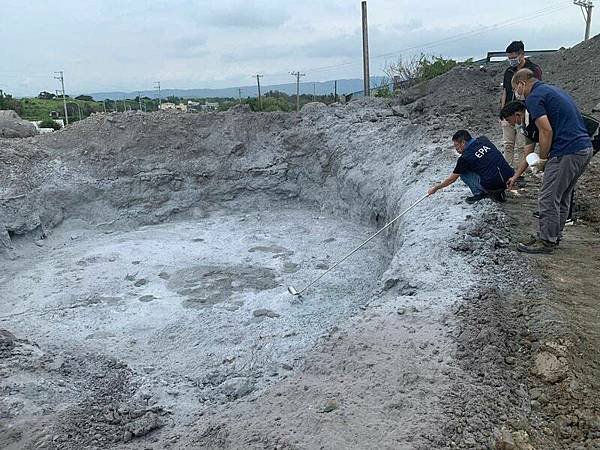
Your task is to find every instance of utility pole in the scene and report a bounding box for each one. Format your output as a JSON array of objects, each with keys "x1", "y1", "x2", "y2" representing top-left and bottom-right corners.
[
  {"x1": 254, "y1": 74, "x2": 263, "y2": 110},
  {"x1": 54, "y1": 71, "x2": 69, "y2": 125},
  {"x1": 334, "y1": 80, "x2": 338, "y2": 102},
  {"x1": 290, "y1": 71, "x2": 305, "y2": 112},
  {"x1": 313, "y1": 83, "x2": 316, "y2": 101},
  {"x1": 238, "y1": 88, "x2": 243, "y2": 104},
  {"x1": 138, "y1": 92, "x2": 143, "y2": 111},
  {"x1": 361, "y1": 1, "x2": 371, "y2": 97},
  {"x1": 154, "y1": 81, "x2": 161, "y2": 109},
  {"x1": 574, "y1": 0, "x2": 594, "y2": 41}
]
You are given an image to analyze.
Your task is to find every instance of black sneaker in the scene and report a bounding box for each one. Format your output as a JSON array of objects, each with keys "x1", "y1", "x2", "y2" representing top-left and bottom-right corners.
[
  {"x1": 517, "y1": 238, "x2": 557, "y2": 254},
  {"x1": 465, "y1": 193, "x2": 488, "y2": 204},
  {"x1": 490, "y1": 191, "x2": 507, "y2": 203}
]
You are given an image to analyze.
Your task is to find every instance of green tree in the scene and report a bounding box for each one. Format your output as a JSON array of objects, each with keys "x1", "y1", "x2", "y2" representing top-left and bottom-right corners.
[
  {"x1": 38, "y1": 91, "x2": 56, "y2": 99},
  {"x1": 0, "y1": 91, "x2": 22, "y2": 115}
]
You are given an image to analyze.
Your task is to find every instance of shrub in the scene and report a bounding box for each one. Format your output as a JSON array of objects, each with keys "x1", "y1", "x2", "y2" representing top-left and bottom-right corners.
[
  {"x1": 374, "y1": 84, "x2": 392, "y2": 98},
  {"x1": 39, "y1": 119, "x2": 62, "y2": 130},
  {"x1": 383, "y1": 53, "x2": 458, "y2": 90}
]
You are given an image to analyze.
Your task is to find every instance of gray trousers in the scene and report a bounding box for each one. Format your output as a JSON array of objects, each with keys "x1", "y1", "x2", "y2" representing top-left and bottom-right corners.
[{"x1": 537, "y1": 148, "x2": 593, "y2": 243}]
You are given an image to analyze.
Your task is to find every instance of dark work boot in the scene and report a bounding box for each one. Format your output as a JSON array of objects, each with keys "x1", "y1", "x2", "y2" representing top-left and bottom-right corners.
[
  {"x1": 522, "y1": 235, "x2": 560, "y2": 247},
  {"x1": 490, "y1": 191, "x2": 507, "y2": 203},
  {"x1": 517, "y1": 238, "x2": 557, "y2": 254},
  {"x1": 465, "y1": 193, "x2": 488, "y2": 204}
]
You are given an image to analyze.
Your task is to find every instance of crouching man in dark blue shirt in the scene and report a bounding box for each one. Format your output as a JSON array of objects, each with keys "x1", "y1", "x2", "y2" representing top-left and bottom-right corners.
[{"x1": 428, "y1": 130, "x2": 515, "y2": 204}]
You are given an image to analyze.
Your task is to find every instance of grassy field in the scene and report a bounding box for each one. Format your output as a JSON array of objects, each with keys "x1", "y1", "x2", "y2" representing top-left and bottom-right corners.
[{"x1": 19, "y1": 98, "x2": 103, "y2": 121}]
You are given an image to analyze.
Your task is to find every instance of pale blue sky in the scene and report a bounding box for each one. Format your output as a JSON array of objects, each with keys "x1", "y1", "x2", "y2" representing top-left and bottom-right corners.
[{"x1": 0, "y1": 0, "x2": 594, "y2": 96}]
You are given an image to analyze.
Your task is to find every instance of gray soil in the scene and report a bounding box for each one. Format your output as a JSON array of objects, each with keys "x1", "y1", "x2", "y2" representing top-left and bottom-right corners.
[
  {"x1": 0, "y1": 110, "x2": 38, "y2": 139},
  {"x1": 1, "y1": 35, "x2": 599, "y2": 450}
]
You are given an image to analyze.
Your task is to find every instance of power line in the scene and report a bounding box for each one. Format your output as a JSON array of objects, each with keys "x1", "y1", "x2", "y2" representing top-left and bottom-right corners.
[
  {"x1": 258, "y1": 1, "x2": 572, "y2": 80},
  {"x1": 307, "y1": 2, "x2": 573, "y2": 75},
  {"x1": 1, "y1": 1, "x2": 576, "y2": 101}
]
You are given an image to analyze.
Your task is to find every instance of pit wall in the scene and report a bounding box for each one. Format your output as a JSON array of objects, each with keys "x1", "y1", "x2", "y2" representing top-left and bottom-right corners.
[{"x1": 1, "y1": 101, "x2": 466, "y2": 293}]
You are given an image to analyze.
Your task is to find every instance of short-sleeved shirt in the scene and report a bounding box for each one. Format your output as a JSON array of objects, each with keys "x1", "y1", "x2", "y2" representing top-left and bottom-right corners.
[
  {"x1": 525, "y1": 81, "x2": 592, "y2": 158},
  {"x1": 503, "y1": 59, "x2": 542, "y2": 103},
  {"x1": 453, "y1": 136, "x2": 515, "y2": 191},
  {"x1": 522, "y1": 112, "x2": 539, "y2": 144}
]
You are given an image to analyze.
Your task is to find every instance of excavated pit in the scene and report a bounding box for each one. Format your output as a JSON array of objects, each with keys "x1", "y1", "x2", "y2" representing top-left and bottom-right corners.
[{"x1": 0, "y1": 101, "x2": 483, "y2": 449}]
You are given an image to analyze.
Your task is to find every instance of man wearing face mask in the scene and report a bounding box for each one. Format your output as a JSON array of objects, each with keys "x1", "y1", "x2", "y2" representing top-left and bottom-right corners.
[
  {"x1": 511, "y1": 68, "x2": 593, "y2": 254},
  {"x1": 500, "y1": 41, "x2": 542, "y2": 168},
  {"x1": 500, "y1": 100, "x2": 541, "y2": 186},
  {"x1": 428, "y1": 130, "x2": 515, "y2": 204}
]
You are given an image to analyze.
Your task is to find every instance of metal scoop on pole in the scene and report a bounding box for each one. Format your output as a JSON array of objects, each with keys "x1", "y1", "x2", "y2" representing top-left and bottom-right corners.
[{"x1": 287, "y1": 193, "x2": 430, "y2": 296}]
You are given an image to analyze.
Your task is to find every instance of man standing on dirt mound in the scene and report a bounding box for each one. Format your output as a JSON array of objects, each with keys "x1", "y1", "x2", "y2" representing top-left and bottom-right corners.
[
  {"x1": 500, "y1": 41, "x2": 542, "y2": 169},
  {"x1": 428, "y1": 130, "x2": 515, "y2": 203},
  {"x1": 510, "y1": 68, "x2": 594, "y2": 254}
]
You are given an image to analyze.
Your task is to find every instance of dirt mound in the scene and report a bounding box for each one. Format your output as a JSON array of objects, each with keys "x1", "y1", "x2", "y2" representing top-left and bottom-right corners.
[
  {"x1": 536, "y1": 33, "x2": 600, "y2": 112},
  {"x1": 394, "y1": 64, "x2": 503, "y2": 138},
  {"x1": 0, "y1": 110, "x2": 38, "y2": 138},
  {"x1": 0, "y1": 329, "x2": 167, "y2": 449}
]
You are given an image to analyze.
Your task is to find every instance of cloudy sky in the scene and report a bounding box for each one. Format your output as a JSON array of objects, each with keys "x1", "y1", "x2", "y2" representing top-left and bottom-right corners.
[{"x1": 1, "y1": 0, "x2": 594, "y2": 96}]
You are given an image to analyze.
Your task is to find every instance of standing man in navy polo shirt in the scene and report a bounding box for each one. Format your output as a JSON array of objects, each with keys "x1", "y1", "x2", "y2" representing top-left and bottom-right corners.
[
  {"x1": 500, "y1": 41, "x2": 542, "y2": 169},
  {"x1": 428, "y1": 130, "x2": 515, "y2": 204},
  {"x1": 511, "y1": 68, "x2": 593, "y2": 254}
]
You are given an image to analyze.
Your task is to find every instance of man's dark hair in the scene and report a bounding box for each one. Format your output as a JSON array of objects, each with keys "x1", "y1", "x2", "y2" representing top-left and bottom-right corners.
[
  {"x1": 452, "y1": 130, "x2": 472, "y2": 142},
  {"x1": 506, "y1": 40, "x2": 525, "y2": 53},
  {"x1": 499, "y1": 100, "x2": 526, "y2": 119}
]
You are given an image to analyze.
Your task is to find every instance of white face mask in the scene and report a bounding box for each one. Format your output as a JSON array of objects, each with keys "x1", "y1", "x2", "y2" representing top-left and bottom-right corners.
[
  {"x1": 508, "y1": 57, "x2": 520, "y2": 67},
  {"x1": 514, "y1": 83, "x2": 526, "y2": 100}
]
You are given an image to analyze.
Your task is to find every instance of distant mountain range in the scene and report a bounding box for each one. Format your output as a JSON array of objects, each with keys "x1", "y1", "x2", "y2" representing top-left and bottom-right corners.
[{"x1": 87, "y1": 77, "x2": 387, "y2": 101}]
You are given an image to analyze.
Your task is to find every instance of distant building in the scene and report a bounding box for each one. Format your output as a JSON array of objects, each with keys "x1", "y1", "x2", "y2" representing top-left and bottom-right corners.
[
  {"x1": 159, "y1": 102, "x2": 177, "y2": 110},
  {"x1": 187, "y1": 100, "x2": 200, "y2": 112},
  {"x1": 199, "y1": 102, "x2": 219, "y2": 112},
  {"x1": 159, "y1": 102, "x2": 188, "y2": 112}
]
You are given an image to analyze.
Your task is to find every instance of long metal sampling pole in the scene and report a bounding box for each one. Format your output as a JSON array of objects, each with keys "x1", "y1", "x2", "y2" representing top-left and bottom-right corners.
[{"x1": 289, "y1": 194, "x2": 430, "y2": 296}]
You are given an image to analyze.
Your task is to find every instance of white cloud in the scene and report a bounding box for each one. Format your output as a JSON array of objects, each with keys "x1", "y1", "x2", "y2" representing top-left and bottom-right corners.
[{"x1": 0, "y1": 0, "x2": 592, "y2": 96}]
